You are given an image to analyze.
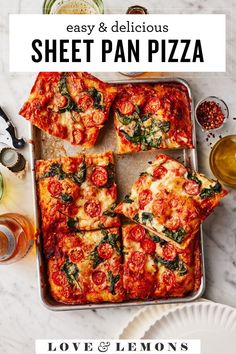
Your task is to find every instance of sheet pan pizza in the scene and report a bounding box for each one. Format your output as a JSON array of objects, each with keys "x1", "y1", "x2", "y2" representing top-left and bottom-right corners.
[{"x1": 26, "y1": 73, "x2": 228, "y2": 306}]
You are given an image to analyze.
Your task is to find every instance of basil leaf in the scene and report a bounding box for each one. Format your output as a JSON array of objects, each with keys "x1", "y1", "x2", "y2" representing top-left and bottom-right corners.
[
  {"x1": 213, "y1": 182, "x2": 222, "y2": 193},
  {"x1": 108, "y1": 271, "x2": 120, "y2": 295},
  {"x1": 103, "y1": 204, "x2": 117, "y2": 217},
  {"x1": 150, "y1": 234, "x2": 161, "y2": 243}
]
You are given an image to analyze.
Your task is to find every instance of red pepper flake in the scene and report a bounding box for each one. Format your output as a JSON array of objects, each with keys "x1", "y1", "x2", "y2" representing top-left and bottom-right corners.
[{"x1": 196, "y1": 100, "x2": 225, "y2": 130}]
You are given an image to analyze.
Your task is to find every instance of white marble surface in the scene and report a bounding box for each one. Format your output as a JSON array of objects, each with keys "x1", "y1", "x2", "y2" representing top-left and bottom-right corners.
[{"x1": 0, "y1": 0, "x2": 236, "y2": 353}]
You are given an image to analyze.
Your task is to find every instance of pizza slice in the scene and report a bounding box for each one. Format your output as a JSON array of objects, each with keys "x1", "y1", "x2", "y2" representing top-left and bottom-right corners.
[
  {"x1": 153, "y1": 230, "x2": 201, "y2": 298},
  {"x1": 113, "y1": 83, "x2": 193, "y2": 154},
  {"x1": 115, "y1": 154, "x2": 227, "y2": 248},
  {"x1": 36, "y1": 151, "x2": 120, "y2": 239},
  {"x1": 19, "y1": 72, "x2": 117, "y2": 148},
  {"x1": 122, "y1": 224, "x2": 201, "y2": 300},
  {"x1": 47, "y1": 228, "x2": 124, "y2": 304},
  {"x1": 122, "y1": 224, "x2": 157, "y2": 299}
]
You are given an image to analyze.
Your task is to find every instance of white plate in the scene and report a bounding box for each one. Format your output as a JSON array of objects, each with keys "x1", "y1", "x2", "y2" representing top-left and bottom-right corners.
[{"x1": 120, "y1": 302, "x2": 236, "y2": 354}]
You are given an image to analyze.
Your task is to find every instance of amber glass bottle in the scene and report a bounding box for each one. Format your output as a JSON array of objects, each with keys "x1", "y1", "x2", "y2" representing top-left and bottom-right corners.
[{"x1": 0, "y1": 213, "x2": 34, "y2": 264}]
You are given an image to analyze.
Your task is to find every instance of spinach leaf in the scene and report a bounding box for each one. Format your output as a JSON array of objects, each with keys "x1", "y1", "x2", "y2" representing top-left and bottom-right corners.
[
  {"x1": 88, "y1": 88, "x2": 104, "y2": 110},
  {"x1": 163, "y1": 227, "x2": 187, "y2": 244},
  {"x1": 61, "y1": 193, "x2": 73, "y2": 203},
  {"x1": 58, "y1": 73, "x2": 83, "y2": 113},
  {"x1": 103, "y1": 204, "x2": 117, "y2": 217},
  {"x1": 70, "y1": 160, "x2": 87, "y2": 185},
  {"x1": 187, "y1": 172, "x2": 202, "y2": 186},
  {"x1": 155, "y1": 256, "x2": 188, "y2": 276},
  {"x1": 158, "y1": 121, "x2": 171, "y2": 133},
  {"x1": 142, "y1": 212, "x2": 153, "y2": 224},
  {"x1": 90, "y1": 249, "x2": 104, "y2": 269},
  {"x1": 120, "y1": 122, "x2": 142, "y2": 145},
  {"x1": 108, "y1": 271, "x2": 120, "y2": 295},
  {"x1": 67, "y1": 217, "x2": 79, "y2": 229},
  {"x1": 150, "y1": 234, "x2": 161, "y2": 243},
  {"x1": 101, "y1": 163, "x2": 115, "y2": 189},
  {"x1": 200, "y1": 182, "x2": 222, "y2": 200},
  {"x1": 124, "y1": 194, "x2": 134, "y2": 203},
  {"x1": 40, "y1": 162, "x2": 66, "y2": 180},
  {"x1": 90, "y1": 230, "x2": 121, "y2": 268},
  {"x1": 61, "y1": 258, "x2": 80, "y2": 287}
]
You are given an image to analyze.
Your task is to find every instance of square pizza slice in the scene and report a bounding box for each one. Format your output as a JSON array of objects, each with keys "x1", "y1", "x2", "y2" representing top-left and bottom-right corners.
[
  {"x1": 36, "y1": 151, "x2": 120, "y2": 235},
  {"x1": 19, "y1": 72, "x2": 117, "y2": 148},
  {"x1": 122, "y1": 224, "x2": 201, "y2": 300},
  {"x1": 116, "y1": 154, "x2": 227, "y2": 248},
  {"x1": 122, "y1": 224, "x2": 157, "y2": 300},
  {"x1": 113, "y1": 83, "x2": 193, "y2": 154},
  {"x1": 47, "y1": 228, "x2": 124, "y2": 304}
]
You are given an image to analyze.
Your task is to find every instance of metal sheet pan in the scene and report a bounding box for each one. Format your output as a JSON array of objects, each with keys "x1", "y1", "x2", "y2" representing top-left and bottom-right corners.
[{"x1": 29, "y1": 77, "x2": 205, "y2": 311}]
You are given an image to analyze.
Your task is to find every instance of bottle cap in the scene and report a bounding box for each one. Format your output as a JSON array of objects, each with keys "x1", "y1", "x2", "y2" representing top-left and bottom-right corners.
[
  {"x1": 126, "y1": 5, "x2": 148, "y2": 14},
  {"x1": 0, "y1": 148, "x2": 26, "y2": 172}
]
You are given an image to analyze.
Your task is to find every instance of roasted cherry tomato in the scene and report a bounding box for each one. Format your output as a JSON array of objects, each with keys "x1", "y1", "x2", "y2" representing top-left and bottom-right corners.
[
  {"x1": 117, "y1": 99, "x2": 135, "y2": 116},
  {"x1": 84, "y1": 199, "x2": 102, "y2": 218},
  {"x1": 91, "y1": 166, "x2": 108, "y2": 187},
  {"x1": 165, "y1": 215, "x2": 180, "y2": 231},
  {"x1": 129, "y1": 225, "x2": 146, "y2": 242},
  {"x1": 92, "y1": 270, "x2": 106, "y2": 285},
  {"x1": 69, "y1": 248, "x2": 84, "y2": 263},
  {"x1": 52, "y1": 271, "x2": 67, "y2": 286},
  {"x1": 152, "y1": 165, "x2": 168, "y2": 179},
  {"x1": 67, "y1": 204, "x2": 79, "y2": 217},
  {"x1": 139, "y1": 189, "x2": 153, "y2": 210},
  {"x1": 72, "y1": 128, "x2": 84, "y2": 145},
  {"x1": 162, "y1": 243, "x2": 177, "y2": 261},
  {"x1": 97, "y1": 243, "x2": 113, "y2": 259},
  {"x1": 130, "y1": 251, "x2": 146, "y2": 268},
  {"x1": 92, "y1": 111, "x2": 106, "y2": 125},
  {"x1": 144, "y1": 96, "x2": 160, "y2": 114},
  {"x1": 56, "y1": 94, "x2": 67, "y2": 109},
  {"x1": 141, "y1": 237, "x2": 156, "y2": 254},
  {"x1": 47, "y1": 180, "x2": 62, "y2": 197},
  {"x1": 162, "y1": 270, "x2": 176, "y2": 289},
  {"x1": 77, "y1": 92, "x2": 94, "y2": 111},
  {"x1": 183, "y1": 180, "x2": 200, "y2": 196}
]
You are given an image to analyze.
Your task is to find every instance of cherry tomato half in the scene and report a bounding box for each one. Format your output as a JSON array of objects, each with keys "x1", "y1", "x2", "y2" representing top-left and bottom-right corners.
[
  {"x1": 84, "y1": 199, "x2": 102, "y2": 218},
  {"x1": 162, "y1": 243, "x2": 177, "y2": 261},
  {"x1": 141, "y1": 238, "x2": 156, "y2": 254},
  {"x1": 77, "y1": 92, "x2": 94, "y2": 111},
  {"x1": 152, "y1": 165, "x2": 168, "y2": 179},
  {"x1": 91, "y1": 166, "x2": 108, "y2": 187},
  {"x1": 183, "y1": 180, "x2": 200, "y2": 196},
  {"x1": 92, "y1": 270, "x2": 106, "y2": 285},
  {"x1": 47, "y1": 180, "x2": 62, "y2": 197},
  {"x1": 97, "y1": 243, "x2": 113, "y2": 259},
  {"x1": 129, "y1": 225, "x2": 146, "y2": 242},
  {"x1": 139, "y1": 189, "x2": 153, "y2": 210}
]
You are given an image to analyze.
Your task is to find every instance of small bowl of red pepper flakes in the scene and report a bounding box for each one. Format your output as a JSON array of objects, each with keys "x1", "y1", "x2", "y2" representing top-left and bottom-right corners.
[{"x1": 195, "y1": 96, "x2": 229, "y2": 131}]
